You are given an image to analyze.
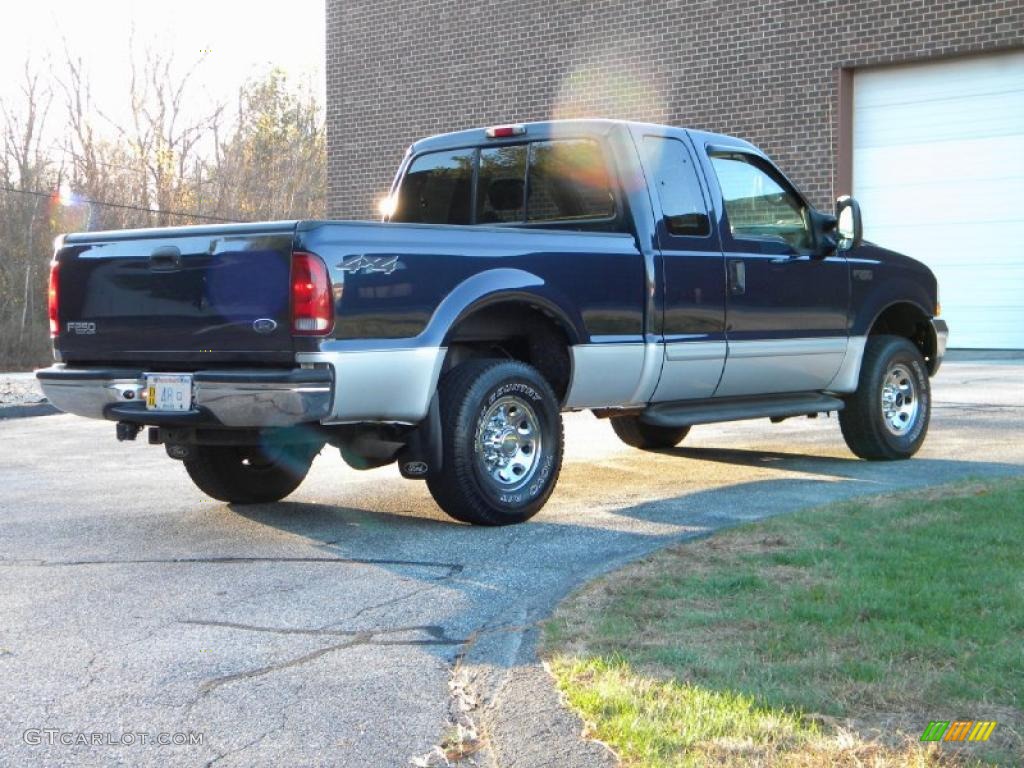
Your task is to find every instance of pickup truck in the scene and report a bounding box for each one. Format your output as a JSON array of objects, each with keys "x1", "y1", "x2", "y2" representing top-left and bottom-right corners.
[{"x1": 37, "y1": 119, "x2": 948, "y2": 525}]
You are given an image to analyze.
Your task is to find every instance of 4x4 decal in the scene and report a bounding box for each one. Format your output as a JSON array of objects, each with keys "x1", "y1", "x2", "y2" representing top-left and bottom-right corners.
[{"x1": 337, "y1": 254, "x2": 405, "y2": 275}]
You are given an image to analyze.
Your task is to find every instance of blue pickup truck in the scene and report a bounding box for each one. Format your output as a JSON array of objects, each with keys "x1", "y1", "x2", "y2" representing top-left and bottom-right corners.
[{"x1": 38, "y1": 119, "x2": 948, "y2": 525}]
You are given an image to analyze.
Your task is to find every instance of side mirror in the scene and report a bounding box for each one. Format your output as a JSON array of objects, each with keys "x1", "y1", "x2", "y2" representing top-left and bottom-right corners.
[
  {"x1": 807, "y1": 208, "x2": 838, "y2": 259},
  {"x1": 835, "y1": 195, "x2": 863, "y2": 250}
]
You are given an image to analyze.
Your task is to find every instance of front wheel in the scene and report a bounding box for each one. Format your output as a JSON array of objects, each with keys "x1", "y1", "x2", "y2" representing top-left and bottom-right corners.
[
  {"x1": 427, "y1": 359, "x2": 563, "y2": 525},
  {"x1": 183, "y1": 440, "x2": 320, "y2": 504},
  {"x1": 839, "y1": 335, "x2": 931, "y2": 460}
]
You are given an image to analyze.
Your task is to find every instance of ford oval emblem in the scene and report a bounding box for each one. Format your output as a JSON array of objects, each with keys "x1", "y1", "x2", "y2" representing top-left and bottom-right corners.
[{"x1": 252, "y1": 318, "x2": 278, "y2": 334}]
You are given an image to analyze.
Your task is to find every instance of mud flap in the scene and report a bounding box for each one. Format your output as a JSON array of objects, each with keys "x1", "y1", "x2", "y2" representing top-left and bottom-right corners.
[{"x1": 397, "y1": 392, "x2": 442, "y2": 479}]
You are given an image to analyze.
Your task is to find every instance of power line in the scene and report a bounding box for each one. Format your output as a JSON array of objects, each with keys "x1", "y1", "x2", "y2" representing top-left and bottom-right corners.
[{"x1": 0, "y1": 184, "x2": 238, "y2": 223}]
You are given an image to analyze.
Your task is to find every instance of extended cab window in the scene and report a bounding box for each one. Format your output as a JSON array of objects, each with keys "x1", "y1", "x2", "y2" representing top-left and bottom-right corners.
[
  {"x1": 393, "y1": 149, "x2": 473, "y2": 224},
  {"x1": 641, "y1": 136, "x2": 710, "y2": 237},
  {"x1": 710, "y1": 153, "x2": 811, "y2": 251},
  {"x1": 526, "y1": 139, "x2": 615, "y2": 222}
]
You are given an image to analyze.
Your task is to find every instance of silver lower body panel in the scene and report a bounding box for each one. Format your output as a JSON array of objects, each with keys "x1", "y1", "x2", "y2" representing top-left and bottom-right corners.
[
  {"x1": 296, "y1": 347, "x2": 446, "y2": 424},
  {"x1": 654, "y1": 340, "x2": 727, "y2": 401},
  {"x1": 564, "y1": 343, "x2": 651, "y2": 408},
  {"x1": 715, "y1": 336, "x2": 850, "y2": 398}
]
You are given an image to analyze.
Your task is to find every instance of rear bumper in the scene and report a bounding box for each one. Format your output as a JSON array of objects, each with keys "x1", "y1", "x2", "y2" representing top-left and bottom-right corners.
[{"x1": 35, "y1": 366, "x2": 332, "y2": 427}]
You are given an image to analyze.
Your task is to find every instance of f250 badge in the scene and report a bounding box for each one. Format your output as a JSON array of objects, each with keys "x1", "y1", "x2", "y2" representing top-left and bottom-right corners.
[
  {"x1": 66, "y1": 321, "x2": 96, "y2": 335},
  {"x1": 337, "y1": 254, "x2": 405, "y2": 275}
]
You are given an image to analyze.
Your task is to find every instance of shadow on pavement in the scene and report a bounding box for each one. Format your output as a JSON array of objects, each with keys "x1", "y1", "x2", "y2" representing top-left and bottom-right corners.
[{"x1": 223, "y1": 449, "x2": 1024, "y2": 632}]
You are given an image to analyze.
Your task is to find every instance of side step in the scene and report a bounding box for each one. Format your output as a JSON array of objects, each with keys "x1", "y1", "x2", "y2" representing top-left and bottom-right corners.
[{"x1": 640, "y1": 392, "x2": 845, "y2": 429}]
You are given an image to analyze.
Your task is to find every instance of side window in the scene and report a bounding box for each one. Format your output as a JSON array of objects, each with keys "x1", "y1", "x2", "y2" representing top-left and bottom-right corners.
[
  {"x1": 478, "y1": 145, "x2": 527, "y2": 223},
  {"x1": 527, "y1": 139, "x2": 615, "y2": 222},
  {"x1": 393, "y1": 149, "x2": 473, "y2": 224},
  {"x1": 710, "y1": 154, "x2": 811, "y2": 251},
  {"x1": 641, "y1": 136, "x2": 710, "y2": 237}
]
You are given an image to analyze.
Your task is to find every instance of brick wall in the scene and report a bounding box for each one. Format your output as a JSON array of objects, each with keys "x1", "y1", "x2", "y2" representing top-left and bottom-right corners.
[{"x1": 326, "y1": 0, "x2": 1024, "y2": 219}]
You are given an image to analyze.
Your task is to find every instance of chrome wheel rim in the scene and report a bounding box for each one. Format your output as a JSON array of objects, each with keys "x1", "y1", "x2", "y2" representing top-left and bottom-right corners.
[
  {"x1": 880, "y1": 363, "x2": 919, "y2": 436},
  {"x1": 475, "y1": 395, "x2": 542, "y2": 492}
]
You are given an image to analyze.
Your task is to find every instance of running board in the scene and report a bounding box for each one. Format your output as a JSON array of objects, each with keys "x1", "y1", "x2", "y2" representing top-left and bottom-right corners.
[{"x1": 639, "y1": 393, "x2": 845, "y2": 429}]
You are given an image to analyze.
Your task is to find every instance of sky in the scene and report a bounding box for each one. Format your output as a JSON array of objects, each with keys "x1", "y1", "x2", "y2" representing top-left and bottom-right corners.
[{"x1": 1, "y1": 0, "x2": 325, "y2": 149}]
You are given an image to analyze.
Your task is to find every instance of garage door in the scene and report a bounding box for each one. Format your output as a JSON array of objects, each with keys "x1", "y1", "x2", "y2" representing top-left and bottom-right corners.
[{"x1": 853, "y1": 51, "x2": 1024, "y2": 349}]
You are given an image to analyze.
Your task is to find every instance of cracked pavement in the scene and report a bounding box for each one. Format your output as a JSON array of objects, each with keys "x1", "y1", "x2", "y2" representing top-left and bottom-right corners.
[{"x1": 1, "y1": 357, "x2": 1022, "y2": 767}]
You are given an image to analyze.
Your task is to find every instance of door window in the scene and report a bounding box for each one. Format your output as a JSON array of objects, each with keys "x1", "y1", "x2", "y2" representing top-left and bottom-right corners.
[
  {"x1": 641, "y1": 136, "x2": 711, "y2": 237},
  {"x1": 710, "y1": 154, "x2": 811, "y2": 251}
]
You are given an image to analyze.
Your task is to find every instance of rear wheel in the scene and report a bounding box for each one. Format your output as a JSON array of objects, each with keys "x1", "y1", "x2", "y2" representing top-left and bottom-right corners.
[
  {"x1": 183, "y1": 440, "x2": 320, "y2": 504},
  {"x1": 839, "y1": 335, "x2": 931, "y2": 460},
  {"x1": 610, "y1": 415, "x2": 690, "y2": 450},
  {"x1": 427, "y1": 359, "x2": 563, "y2": 525}
]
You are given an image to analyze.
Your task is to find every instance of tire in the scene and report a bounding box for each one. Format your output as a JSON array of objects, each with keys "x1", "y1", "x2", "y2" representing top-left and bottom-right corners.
[
  {"x1": 610, "y1": 415, "x2": 690, "y2": 450},
  {"x1": 183, "y1": 439, "x2": 320, "y2": 504},
  {"x1": 427, "y1": 359, "x2": 563, "y2": 525},
  {"x1": 839, "y1": 335, "x2": 931, "y2": 460}
]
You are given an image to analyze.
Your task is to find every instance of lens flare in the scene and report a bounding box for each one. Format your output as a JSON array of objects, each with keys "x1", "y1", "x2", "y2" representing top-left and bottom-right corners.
[
  {"x1": 551, "y1": 50, "x2": 667, "y2": 124},
  {"x1": 377, "y1": 194, "x2": 397, "y2": 218}
]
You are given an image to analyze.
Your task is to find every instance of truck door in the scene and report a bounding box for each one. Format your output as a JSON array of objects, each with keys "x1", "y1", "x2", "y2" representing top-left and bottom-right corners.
[
  {"x1": 700, "y1": 149, "x2": 850, "y2": 397},
  {"x1": 637, "y1": 133, "x2": 728, "y2": 402}
]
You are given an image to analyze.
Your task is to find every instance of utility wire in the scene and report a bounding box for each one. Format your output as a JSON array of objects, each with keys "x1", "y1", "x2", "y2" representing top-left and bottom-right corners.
[{"x1": 0, "y1": 184, "x2": 238, "y2": 223}]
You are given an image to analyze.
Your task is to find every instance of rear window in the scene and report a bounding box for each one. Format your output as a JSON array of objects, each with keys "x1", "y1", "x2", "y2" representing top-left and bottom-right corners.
[
  {"x1": 393, "y1": 149, "x2": 473, "y2": 224},
  {"x1": 394, "y1": 138, "x2": 616, "y2": 226},
  {"x1": 526, "y1": 140, "x2": 615, "y2": 222},
  {"x1": 478, "y1": 145, "x2": 527, "y2": 223}
]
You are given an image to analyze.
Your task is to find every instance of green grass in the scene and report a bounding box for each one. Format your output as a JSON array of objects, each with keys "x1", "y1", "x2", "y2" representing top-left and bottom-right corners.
[{"x1": 542, "y1": 477, "x2": 1024, "y2": 767}]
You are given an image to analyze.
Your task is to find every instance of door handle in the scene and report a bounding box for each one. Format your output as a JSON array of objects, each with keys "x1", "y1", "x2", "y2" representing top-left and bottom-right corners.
[
  {"x1": 727, "y1": 259, "x2": 746, "y2": 295},
  {"x1": 149, "y1": 245, "x2": 182, "y2": 270}
]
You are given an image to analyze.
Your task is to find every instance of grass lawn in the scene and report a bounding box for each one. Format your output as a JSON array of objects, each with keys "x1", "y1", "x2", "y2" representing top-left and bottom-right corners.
[{"x1": 542, "y1": 477, "x2": 1024, "y2": 767}]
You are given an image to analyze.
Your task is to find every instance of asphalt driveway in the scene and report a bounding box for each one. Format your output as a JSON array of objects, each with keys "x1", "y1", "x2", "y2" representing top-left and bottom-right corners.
[{"x1": 1, "y1": 357, "x2": 1022, "y2": 767}]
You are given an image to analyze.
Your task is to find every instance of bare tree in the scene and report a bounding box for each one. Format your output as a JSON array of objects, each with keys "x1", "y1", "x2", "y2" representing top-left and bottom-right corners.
[
  {"x1": 1, "y1": 45, "x2": 326, "y2": 369},
  {"x1": 119, "y1": 39, "x2": 224, "y2": 225},
  {"x1": 0, "y1": 61, "x2": 57, "y2": 366},
  {"x1": 210, "y1": 69, "x2": 326, "y2": 221},
  {"x1": 61, "y1": 39, "x2": 225, "y2": 229}
]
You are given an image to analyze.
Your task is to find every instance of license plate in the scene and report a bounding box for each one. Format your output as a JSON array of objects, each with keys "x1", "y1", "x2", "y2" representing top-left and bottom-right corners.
[{"x1": 145, "y1": 374, "x2": 193, "y2": 412}]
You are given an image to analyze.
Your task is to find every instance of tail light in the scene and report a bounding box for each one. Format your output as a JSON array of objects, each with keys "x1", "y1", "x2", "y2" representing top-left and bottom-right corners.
[
  {"x1": 290, "y1": 251, "x2": 333, "y2": 335},
  {"x1": 48, "y1": 262, "x2": 59, "y2": 337}
]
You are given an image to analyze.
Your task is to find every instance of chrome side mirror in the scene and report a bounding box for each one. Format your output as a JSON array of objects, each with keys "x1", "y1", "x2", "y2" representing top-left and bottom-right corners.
[{"x1": 835, "y1": 195, "x2": 863, "y2": 250}]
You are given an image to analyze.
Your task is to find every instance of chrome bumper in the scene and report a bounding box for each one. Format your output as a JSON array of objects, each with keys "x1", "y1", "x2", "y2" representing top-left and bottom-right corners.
[
  {"x1": 36, "y1": 366, "x2": 332, "y2": 427},
  {"x1": 930, "y1": 318, "x2": 949, "y2": 376}
]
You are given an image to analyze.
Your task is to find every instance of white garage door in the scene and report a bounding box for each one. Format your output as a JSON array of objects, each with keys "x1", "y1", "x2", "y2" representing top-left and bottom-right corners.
[{"x1": 853, "y1": 51, "x2": 1024, "y2": 349}]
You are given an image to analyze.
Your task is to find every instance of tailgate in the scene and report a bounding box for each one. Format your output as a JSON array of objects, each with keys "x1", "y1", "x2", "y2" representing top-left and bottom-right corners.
[{"x1": 55, "y1": 222, "x2": 298, "y2": 366}]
